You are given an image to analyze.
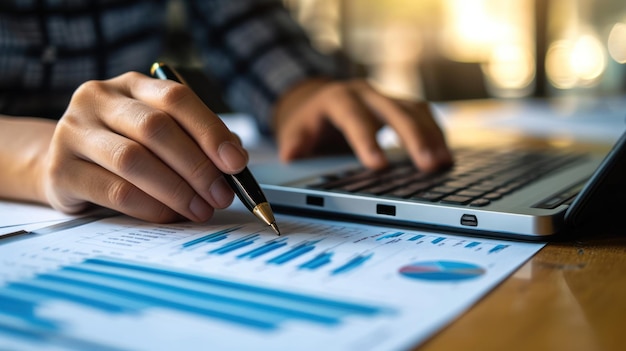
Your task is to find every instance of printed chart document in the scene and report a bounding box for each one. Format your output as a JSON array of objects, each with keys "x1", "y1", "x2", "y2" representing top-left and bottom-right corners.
[{"x1": 0, "y1": 206, "x2": 544, "y2": 351}]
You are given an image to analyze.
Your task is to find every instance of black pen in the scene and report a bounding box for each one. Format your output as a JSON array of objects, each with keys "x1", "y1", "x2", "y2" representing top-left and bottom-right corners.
[{"x1": 150, "y1": 62, "x2": 281, "y2": 236}]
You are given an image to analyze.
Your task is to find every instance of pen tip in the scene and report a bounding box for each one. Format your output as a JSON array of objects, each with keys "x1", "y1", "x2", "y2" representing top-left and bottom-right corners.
[{"x1": 270, "y1": 222, "x2": 281, "y2": 236}]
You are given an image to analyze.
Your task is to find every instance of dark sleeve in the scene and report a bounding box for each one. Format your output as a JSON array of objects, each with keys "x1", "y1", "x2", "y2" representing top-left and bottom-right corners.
[{"x1": 185, "y1": 0, "x2": 343, "y2": 134}]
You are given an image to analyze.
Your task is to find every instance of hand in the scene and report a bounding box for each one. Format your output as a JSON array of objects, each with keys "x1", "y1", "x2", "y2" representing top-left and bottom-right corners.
[
  {"x1": 273, "y1": 78, "x2": 453, "y2": 171},
  {"x1": 40, "y1": 72, "x2": 248, "y2": 223}
]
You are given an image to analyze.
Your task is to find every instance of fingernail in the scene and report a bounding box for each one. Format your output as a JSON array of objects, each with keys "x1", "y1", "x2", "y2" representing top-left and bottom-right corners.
[
  {"x1": 210, "y1": 176, "x2": 234, "y2": 208},
  {"x1": 189, "y1": 195, "x2": 213, "y2": 221},
  {"x1": 218, "y1": 141, "x2": 248, "y2": 173}
]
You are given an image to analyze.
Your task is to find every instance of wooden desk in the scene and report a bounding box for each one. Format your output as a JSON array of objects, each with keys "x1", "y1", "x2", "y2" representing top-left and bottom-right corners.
[{"x1": 419, "y1": 229, "x2": 626, "y2": 351}]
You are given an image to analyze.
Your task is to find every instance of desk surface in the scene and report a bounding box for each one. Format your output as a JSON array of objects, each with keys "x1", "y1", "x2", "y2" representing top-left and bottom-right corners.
[{"x1": 419, "y1": 230, "x2": 626, "y2": 351}]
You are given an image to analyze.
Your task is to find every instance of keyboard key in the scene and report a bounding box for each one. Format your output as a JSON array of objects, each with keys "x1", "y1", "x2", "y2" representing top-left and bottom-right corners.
[
  {"x1": 440, "y1": 195, "x2": 474, "y2": 205},
  {"x1": 483, "y1": 192, "x2": 502, "y2": 200},
  {"x1": 456, "y1": 189, "x2": 486, "y2": 198},
  {"x1": 469, "y1": 198, "x2": 491, "y2": 207},
  {"x1": 429, "y1": 185, "x2": 459, "y2": 195},
  {"x1": 359, "y1": 182, "x2": 401, "y2": 195},
  {"x1": 337, "y1": 178, "x2": 378, "y2": 192},
  {"x1": 387, "y1": 182, "x2": 433, "y2": 198},
  {"x1": 411, "y1": 191, "x2": 445, "y2": 202}
]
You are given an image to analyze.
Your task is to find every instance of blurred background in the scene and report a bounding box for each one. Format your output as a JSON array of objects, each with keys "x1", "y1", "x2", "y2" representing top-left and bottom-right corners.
[
  {"x1": 282, "y1": 0, "x2": 626, "y2": 102},
  {"x1": 161, "y1": 0, "x2": 626, "y2": 148}
]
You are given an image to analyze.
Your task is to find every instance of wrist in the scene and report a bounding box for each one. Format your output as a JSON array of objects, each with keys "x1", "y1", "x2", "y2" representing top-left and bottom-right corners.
[{"x1": 0, "y1": 116, "x2": 56, "y2": 204}]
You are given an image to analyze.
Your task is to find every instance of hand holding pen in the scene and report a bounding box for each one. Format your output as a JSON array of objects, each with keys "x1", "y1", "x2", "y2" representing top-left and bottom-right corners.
[
  {"x1": 35, "y1": 64, "x2": 279, "y2": 234},
  {"x1": 151, "y1": 62, "x2": 280, "y2": 235}
]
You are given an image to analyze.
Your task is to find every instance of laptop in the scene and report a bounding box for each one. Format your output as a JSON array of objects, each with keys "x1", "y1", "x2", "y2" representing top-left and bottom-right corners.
[{"x1": 250, "y1": 124, "x2": 626, "y2": 240}]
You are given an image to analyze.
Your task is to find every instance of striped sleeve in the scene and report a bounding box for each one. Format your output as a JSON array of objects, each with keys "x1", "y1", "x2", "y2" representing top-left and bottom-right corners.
[{"x1": 185, "y1": 0, "x2": 344, "y2": 134}]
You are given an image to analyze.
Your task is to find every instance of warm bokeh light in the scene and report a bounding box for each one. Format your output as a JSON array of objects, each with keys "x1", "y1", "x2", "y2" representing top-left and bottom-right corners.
[
  {"x1": 441, "y1": 0, "x2": 534, "y2": 95},
  {"x1": 484, "y1": 44, "x2": 535, "y2": 93},
  {"x1": 546, "y1": 34, "x2": 607, "y2": 89},
  {"x1": 546, "y1": 40, "x2": 577, "y2": 89},
  {"x1": 441, "y1": 0, "x2": 495, "y2": 62},
  {"x1": 286, "y1": 0, "x2": 624, "y2": 98},
  {"x1": 570, "y1": 35, "x2": 606, "y2": 83},
  {"x1": 608, "y1": 22, "x2": 626, "y2": 64}
]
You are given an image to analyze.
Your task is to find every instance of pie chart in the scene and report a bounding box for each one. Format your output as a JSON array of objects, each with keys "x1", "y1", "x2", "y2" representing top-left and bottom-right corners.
[{"x1": 399, "y1": 260, "x2": 485, "y2": 281}]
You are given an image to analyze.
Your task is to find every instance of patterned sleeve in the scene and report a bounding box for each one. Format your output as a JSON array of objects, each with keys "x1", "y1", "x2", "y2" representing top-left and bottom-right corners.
[{"x1": 185, "y1": 0, "x2": 344, "y2": 134}]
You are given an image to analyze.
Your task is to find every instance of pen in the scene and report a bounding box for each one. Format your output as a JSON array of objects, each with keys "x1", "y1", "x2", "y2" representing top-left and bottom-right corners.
[{"x1": 150, "y1": 62, "x2": 281, "y2": 236}]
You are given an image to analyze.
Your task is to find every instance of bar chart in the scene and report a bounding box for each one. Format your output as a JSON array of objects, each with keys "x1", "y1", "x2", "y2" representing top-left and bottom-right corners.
[
  {"x1": 0, "y1": 256, "x2": 391, "y2": 350},
  {"x1": 376, "y1": 232, "x2": 404, "y2": 241},
  {"x1": 209, "y1": 234, "x2": 260, "y2": 255},
  {"x1": 331, "y1": 253, "x2": 374, "y2": 275},
  {"x1": 182, "y1": 226, "x2": 242, "y2": 248},
  {"x1": 170, "y1": 222, "x2": 514, "y2": 280},
  {"x1": 0, "y1": 213, "x2": 544, "y2": 351},
  {"x1": 267, "y1": 240, "x2": 319, "y2": 265},
  {"x1": 237, "y1": 238, "x2": 288, "y2": 259},
  {"x1": 299, "y1": 252, "x2": 333, "y2": 270}
]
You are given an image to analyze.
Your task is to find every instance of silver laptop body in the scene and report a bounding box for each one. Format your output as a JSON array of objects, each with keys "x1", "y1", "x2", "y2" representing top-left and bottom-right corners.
[{"x1": 251, "y1": 133, "x2": 625, "y2": 239}]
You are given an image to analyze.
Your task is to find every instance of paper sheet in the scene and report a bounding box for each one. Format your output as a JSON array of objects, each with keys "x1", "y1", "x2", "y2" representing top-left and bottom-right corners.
[
  {"x1": 0, "y1": 204, "x2": 544, "y2": 351},
  {"x1": 0, "y1": 200, "x2": 79, "y2": 237}
]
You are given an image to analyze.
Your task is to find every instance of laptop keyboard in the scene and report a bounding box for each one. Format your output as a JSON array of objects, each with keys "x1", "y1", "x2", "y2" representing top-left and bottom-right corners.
[{"x1": 307, "y1": 148, "x2": 584, "y2": 207}]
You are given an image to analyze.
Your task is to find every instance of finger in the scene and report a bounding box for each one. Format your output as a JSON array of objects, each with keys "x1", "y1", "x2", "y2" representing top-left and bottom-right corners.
[
  {"x1": 230, "y1": 132, "x2": 249, "y2": 161},
  {"x1": 74, "y1": 128, "x2": 220, "y2": 222},
  {"x1": 50, "y1": 158, "x2": 190, "y2": 223},
  {"x1": 395, "y1": 101, "x2": 453, "y2": 170},
  {"x1": 320, "y1": 84, "x2": 388, "y2": 169},
  {"x1": 275, "y1": 109, "x2": 320, "y2": 161},
  {"x1": 95, "y1": 95, "x2": 234, "y2": 210},
  {"x1": 278, "y1": 118, "x2": 352, "y2": 161},
  {"x1": 115, "y1": 73, "x2": 249, "y2": 174},
  {"x1": 278, "y1": 125, "x2": 316, "y2": 161},
  {"x1": 353, "y1": 83, "x2": 452, "y2": 171}
]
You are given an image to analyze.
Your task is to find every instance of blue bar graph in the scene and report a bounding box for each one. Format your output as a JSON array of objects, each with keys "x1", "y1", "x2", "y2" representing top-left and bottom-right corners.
[
  {"x1": 267, "y1": 241, "x2": 319, "y2": 265},
  {"x1": 432, "y1": 237, "x2": 445, "y2": 244},
  {"x1": 408, "y1": 235, "x2": 425, "y2": 241},
  {"x1": 182, "y1": 226, "x2": 241, "y2": 248},
  {"x1": 376, "y1": 232, "x2": 404, "y2": 241},
  {"x1": 209, "y1": 234, "x2": 259, "y2": 255},
  {"x1": 331, "y1": 253, "x2": 373, "y2": 275},
  {"x1": 299, "y1": 252, "x2": 333, "y2": 270},
  {"x1": 237, "y1": 238, "x2": 288, "y2": 260},
  {"x1": 465, "y1": 241, "x2": 480, "y2": 248},
  {"x1": 0, "y1": 256, "x2": 390, "y2": 349},
  {"x1": 489, "y1": 244, "x2": 509, "y2": 254}
]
